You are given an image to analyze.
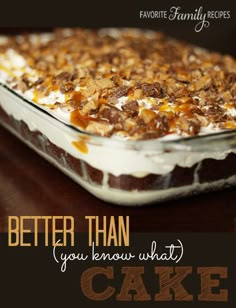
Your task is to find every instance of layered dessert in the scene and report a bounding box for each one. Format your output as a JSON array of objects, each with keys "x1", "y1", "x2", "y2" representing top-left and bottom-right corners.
[{"x1": 0, "y1": 28, "x2": 236, "y2": 205}]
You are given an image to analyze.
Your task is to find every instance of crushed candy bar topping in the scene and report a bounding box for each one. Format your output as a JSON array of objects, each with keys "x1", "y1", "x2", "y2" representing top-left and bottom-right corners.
[{"x1": 0, "y1": 28, "x2": 236, "y2": 139}]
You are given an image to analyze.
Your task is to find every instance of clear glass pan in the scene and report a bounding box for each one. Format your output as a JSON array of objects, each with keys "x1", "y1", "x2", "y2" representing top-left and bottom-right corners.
[{"x1": 1, "y1": 83, "x2": 236, "y2": 206}]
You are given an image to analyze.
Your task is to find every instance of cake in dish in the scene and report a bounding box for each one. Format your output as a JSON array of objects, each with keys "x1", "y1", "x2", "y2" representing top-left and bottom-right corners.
[{"x1": 0, "y1": 28, "x2": 236, "y2": 205}]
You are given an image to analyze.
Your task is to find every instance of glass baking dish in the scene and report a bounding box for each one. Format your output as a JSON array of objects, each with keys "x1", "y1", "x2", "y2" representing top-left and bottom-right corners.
[{"x1": 1, "y1": 82, "x2": 236, "y2": 206}]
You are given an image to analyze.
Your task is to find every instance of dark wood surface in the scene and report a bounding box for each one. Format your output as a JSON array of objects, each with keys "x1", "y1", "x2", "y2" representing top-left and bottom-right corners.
[{"x1": 0, "y1": 125, "x2": 236, "y2": 232}]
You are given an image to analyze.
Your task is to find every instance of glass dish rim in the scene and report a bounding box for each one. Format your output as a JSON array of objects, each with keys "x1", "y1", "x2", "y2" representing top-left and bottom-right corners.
[{"x1": 1, "y1": 82, "x2": 236, "y2": 152}]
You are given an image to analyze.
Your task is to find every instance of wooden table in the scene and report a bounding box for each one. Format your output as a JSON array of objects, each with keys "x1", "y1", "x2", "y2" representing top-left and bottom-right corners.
[{"x1": 0, "y1": 126, "x2": 235, "y2": 232}]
